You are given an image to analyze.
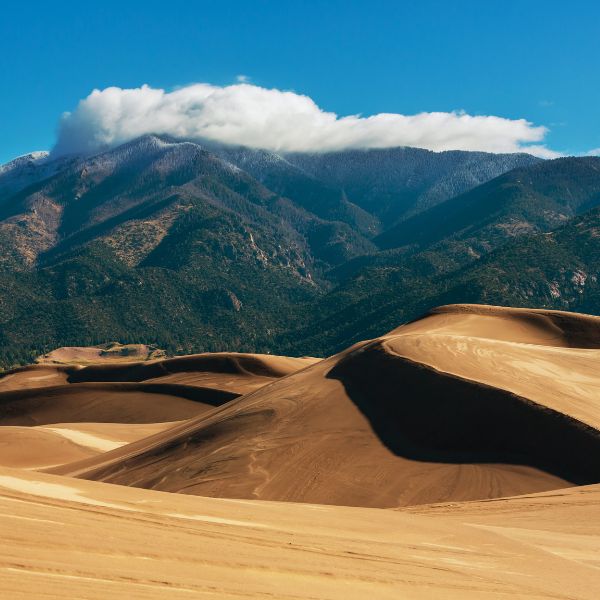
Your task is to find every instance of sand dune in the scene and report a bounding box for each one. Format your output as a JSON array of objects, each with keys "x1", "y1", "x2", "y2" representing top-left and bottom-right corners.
[
  {"x1": 0, "y1": 466, "x2": 599, "y2": 599},
  {"x1": 3, "y1": 304, "x2": 600, "y2": 597},
  {"x1": 0, "y1": 427, "x2": 98, "y2": 469},
  {"x1": 0, "y1": 423, "x2": 180, "y2": 470},
  {"x1": 66, "y1": 352, "x2": 320, "y2": 394},
  {"x1": 0, "y1": 366, "x2": 72, "y2": 392},
  {"x1": 40, "y1": 422, "x2": 183, "y2": 451},
  {"x1": 0, "y1": 382, "x2": 235, "y2": 426},
  {"x1": 0, "y1": 352, "x2": 318, "y2": 395},
  {"x1": 0, "y1": 353, "x2": 314, "y2": 473},
  {"x1": 52, "y1": 305, "x2": 600, "y2": 507},
  {"x1": 35, "y1": 343, "x2": 163, "y2": 364},
  {"x1": 388, "y1": 303, "x2": 600, "y2": 347},
  {"x1": 0, "y1": 352, "x2": 316, "y2": 427}
]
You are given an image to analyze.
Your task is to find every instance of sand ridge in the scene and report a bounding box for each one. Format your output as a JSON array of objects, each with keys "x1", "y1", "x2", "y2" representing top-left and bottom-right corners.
[
  {"x1": 2, "y1": 305, "x2": 600, "y2": 597},
  {"x1": 390, "y1": 303, "x2": 600, "y2": 347},
  {"x1": 0, "y1": 352, "x2": 319, "y2": 394},
  {"x1": 0, "y1": 353, "x2": 314, "y2": 473},
  {"x1": 50, "y1": 305, "x2": 600, "y2": 508},
  {"x1": 35, "y1": 343, "x2": 164, "y2": 365}
]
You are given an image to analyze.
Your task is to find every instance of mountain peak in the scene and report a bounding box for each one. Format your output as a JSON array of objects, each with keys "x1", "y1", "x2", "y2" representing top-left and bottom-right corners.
[{"x1": 0, "y1": 151, "x2": 50, "y2": 175}]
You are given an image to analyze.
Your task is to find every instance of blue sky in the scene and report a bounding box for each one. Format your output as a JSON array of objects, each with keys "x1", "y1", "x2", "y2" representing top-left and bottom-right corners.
[{"x1": 1, "y1": 0, "x2": 599, "y2": 163}]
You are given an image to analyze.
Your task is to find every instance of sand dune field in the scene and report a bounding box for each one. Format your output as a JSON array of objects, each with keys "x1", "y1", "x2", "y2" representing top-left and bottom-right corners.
[{"x1": 1, "y1": 306, "x2": 600, "y2": 597}]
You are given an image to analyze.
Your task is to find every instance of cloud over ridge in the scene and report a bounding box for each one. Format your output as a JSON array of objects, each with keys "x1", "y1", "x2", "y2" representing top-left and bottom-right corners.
[{"x1": 53, "y1": 83, "x2": 557, "y2": 157}]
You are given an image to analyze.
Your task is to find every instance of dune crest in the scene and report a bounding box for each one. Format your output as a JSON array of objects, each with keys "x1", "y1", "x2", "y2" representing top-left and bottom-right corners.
[
  {"x1": 0, "y1": 352, "x2": 313, "y2": 472},
  {"x1": 2, "y1": 304, "x2": 600, "y2": 596},
  {"x1": 48, "y1": 305, "x2": 600, "y2": 508},
  {"x1": 390, "y1": 303, "x2": 600, "y2": 347}
]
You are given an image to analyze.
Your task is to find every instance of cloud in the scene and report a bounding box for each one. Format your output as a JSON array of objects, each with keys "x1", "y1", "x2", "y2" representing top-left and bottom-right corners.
[
  {"x1": 522, "y1": 145, "x2": 562, "y2": 159},
  {"x1": 587, "y1": 148, "x2": 600, "y2": 156},
  {"x1": 53, "y1": 82, "x2": 556, "y2": 157}
]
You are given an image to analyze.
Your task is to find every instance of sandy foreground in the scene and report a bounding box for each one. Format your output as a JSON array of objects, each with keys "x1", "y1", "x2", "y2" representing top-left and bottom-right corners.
[
  {"x1": 0, "y1": 466, "x2": 599, "y2": 599},
  {"x1": 1, "y1": 306, "x2": 600, "y2": 597}
]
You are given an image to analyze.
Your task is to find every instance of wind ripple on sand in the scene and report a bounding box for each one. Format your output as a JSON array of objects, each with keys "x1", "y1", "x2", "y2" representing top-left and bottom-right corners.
[
  {"x1": 51, "y1": 305, "x2": 600, "y2": 508},
  {"x1": 1, "y1": 467, "x2": 600, "y2": 599},
  {"x1": 2, "y1": 306, "x2": 600, "y2": 597}
]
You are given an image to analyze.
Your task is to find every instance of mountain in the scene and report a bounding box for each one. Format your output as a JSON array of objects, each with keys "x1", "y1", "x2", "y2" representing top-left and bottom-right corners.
[
  {"x1": 0, "y1": 135, "x2": 390, "y2": 274},
  {"x1": 277, "y1": 158, "x2": 600, "y2": 356},
  {"x1": 0, "y1": 136, "x2": 334, "y2": 365},
  {"x1": 0, "y1": 151, "x2": 74, "y2": 199},
  {"x1": 434, "y1": 204, "x2": 600, "y2": 312},
  {"x1": 203, "y1": 143, "x2": 380, "y2": 236},
  {"x1": 0, "y1": 136, "x2": 541, "y2": 368},
  {"x1": 284, "y1": 147, "x2": 540, "y2": 224},
  {"x1": 4, "y1": 137, "x2": 600, "y2": 370},
  {"x1": 376, "y1": 156, "x2": 600, "y2": 255}
]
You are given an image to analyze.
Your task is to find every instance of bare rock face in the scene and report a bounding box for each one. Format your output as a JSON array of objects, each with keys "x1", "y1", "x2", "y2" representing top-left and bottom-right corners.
[{"x1": 226, "y1": 290, "x2": 242, "y2": 312}]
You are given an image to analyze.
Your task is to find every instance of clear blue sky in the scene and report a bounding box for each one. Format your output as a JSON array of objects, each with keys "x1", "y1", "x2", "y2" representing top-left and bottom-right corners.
[{"x1": 1, "y1": 0, "x2": 599, "y2": 163}]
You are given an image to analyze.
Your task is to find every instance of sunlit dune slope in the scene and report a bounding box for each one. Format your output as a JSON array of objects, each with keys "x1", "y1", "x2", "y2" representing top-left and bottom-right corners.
[
  {"x1": 0, "y1": 353, "x2": 319, "y2": 395},
  {"x1": 56, "y1": 305, "x2": 600, "y2": 507},
  {"x1": 388, "y1": 303, "x2": 600, "y2": 348},
  {"x1": 0, "y1": 427, "x2": 99, "y2": 469},
  {"x1": 0, "y1": 422, "x2": 180, "y2": 470},
  {"x1": 0, "y1": 353, "x2": 315, "y2": 472},
  {"x1": 384, "y1": 304, "x2": 600, "y2": 429},
  {"x1": 0, "y1": 366, "x2": 72, "y2": 392},
  {"x1": 35, "y1": 343, "x2": 162, "y2": 365},
  {"x1": 1, "y1": 466, "x2": 599, "y2": 599}
]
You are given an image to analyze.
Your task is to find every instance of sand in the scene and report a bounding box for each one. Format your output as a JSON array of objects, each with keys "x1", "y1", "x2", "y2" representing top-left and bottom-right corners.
[
  {"x1": 2, "y1": 304, "x2": 600, "y2": 597},
  {"x1": 1, "y1": 466, "x2": 599, "y2": 599},
  {"x1": 66, "y1": 352, "x2": 320, "y2": 394},
  {"x1": 0, "y1": 427, "x2": 99, "y2": 469},
  {"x1": 0, "y1": 366, "x2": 72, "y2": 392},
  {"x1": 35, "y1": 343, "x2": 162, "y2": 364},
  {"x1": 0, "y1": 422, "x2": 186, "y2": 470},
  {"x1": 0, "y1": 383, "x2": 234, "y2": 426},
  {"x1": 54, "y1": 305, "x2": 600, "y2": 507},
  {"x1": 0, "y1": 352, "x2": 319, "y2": 394},
  {"x1": 0, "y1": 353, "x2": 315, "y2": 473}
]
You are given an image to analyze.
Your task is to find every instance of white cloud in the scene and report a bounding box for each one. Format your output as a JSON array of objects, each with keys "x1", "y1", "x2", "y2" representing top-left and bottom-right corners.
[
  {"x1": 521, "y1": 145, "x2": 562, "y2": 159},
  {"x1": 53, "y1": 82, "x2": 556, "y2": 157},
  {"x1": 586, "y1": 148, "x2": 600, "y2": 156}
]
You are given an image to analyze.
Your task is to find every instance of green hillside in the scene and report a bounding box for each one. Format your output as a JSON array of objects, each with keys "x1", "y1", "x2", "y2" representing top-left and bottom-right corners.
[{"x1": 1, "y1": 137, "x2": 599, "y2": 369}]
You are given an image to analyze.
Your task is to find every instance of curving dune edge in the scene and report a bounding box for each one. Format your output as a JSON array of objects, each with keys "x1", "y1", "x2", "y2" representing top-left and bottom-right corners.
[{"x1": 1, "y1": 305, "x2": 600, "y2": 597}]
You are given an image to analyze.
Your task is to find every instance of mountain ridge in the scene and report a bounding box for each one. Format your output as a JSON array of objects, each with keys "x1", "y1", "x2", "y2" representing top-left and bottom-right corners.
[{"x1": 0, "y1": 136, "x2": 598, "y2": 369}]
